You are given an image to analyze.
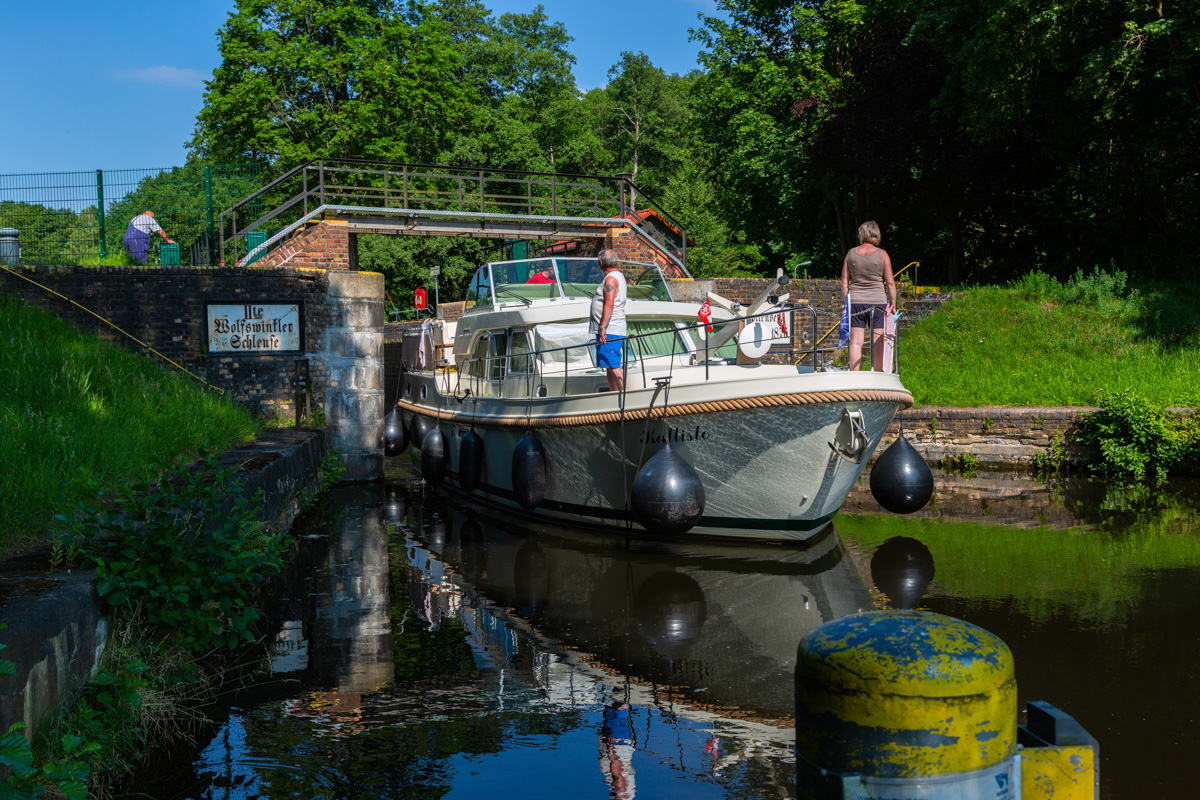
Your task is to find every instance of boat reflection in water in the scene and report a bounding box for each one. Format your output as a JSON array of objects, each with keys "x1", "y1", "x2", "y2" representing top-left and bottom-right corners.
[
  {"x1": 417, "y1": 494, "x2": 877, "y2": 724},
  {"x1": 133, "y1": 485, "x2": 888, "y2": 800}
]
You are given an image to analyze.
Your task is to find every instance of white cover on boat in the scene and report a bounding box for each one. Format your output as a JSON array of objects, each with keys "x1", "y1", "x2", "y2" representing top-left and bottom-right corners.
[{"x1": 535, "y1": 322, "x2": 596, "y2": 367}]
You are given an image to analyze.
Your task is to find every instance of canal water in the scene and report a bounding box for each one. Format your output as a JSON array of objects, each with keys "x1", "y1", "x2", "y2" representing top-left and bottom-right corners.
[{"x1": 125, "y1": 469, "x2": 1200, "y2": 799}]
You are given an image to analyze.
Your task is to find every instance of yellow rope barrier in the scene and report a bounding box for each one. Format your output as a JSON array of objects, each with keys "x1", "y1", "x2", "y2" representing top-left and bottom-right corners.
[{"x1": 1, "y1": 265, "x2": 226, "y2": 394}]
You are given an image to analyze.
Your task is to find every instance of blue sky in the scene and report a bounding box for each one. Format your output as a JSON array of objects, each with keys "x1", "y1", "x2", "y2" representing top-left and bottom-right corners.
[{"x1": 1, "y1": 0, "x2": 719, "y2": 175}]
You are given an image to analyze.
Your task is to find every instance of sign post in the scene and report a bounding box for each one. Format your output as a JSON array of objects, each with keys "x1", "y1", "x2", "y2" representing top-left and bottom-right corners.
[{"x1": 429, "y1": 265, "x2": 441, "y2": 306}]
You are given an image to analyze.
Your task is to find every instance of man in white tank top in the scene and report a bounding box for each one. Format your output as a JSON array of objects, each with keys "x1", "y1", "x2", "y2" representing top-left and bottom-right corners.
[{"x1": 589, "y1": 248, "x2": 627, "y2": 391}]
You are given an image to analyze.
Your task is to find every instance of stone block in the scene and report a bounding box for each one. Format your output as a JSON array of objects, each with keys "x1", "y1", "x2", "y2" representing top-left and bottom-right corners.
[
  {"x1": 327, "y1": 270, "x2": 385, "y2": 300},
  {"x1": 323, "y1": 329, "x2": 383, "y2": 360}
]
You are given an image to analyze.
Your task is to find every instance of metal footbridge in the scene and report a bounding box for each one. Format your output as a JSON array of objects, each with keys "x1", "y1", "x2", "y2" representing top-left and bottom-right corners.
[{"x1": 218, "y1": 159, "x2": 690, "y2": 275}]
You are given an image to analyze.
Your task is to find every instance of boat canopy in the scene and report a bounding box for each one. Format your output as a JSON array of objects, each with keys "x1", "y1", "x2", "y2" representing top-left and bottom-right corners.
[{"x1": 464, "y1": 257, "x2": 673, "y2": 311}]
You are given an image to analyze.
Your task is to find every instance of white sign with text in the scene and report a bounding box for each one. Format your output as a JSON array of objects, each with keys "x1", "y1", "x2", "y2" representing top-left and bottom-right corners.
[{"x1": 207, "y1": 303, "x2": 302, "y2": 353}]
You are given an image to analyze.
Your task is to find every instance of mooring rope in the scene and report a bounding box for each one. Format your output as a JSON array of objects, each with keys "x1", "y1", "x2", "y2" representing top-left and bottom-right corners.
[{"x1": 2, "y1": 265, "x2": 225, "y2": 394}]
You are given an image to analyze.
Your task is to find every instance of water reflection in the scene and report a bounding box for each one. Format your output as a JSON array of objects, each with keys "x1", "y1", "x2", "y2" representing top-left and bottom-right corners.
[
  {"x1": 124, "y1": 470, "x2": 1200, "y2": 800},
  {"x1": 869, "y1": 536, "x2": 935, "y2": 609},
  {"x1": 128, "y1": 484, "x2": 877, "y2": 800}
]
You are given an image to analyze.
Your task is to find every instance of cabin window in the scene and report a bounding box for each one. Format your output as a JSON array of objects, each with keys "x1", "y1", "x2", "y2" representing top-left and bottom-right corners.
[
  {"x1": 509, "y1": 331, "x2": 533, "y2": 374},
  {"x1": 467, "y1": 332, "x2": 490, "y2": 378},
  {"x1": 488, "y1": 331, "x2": 509, "y2": 381}
]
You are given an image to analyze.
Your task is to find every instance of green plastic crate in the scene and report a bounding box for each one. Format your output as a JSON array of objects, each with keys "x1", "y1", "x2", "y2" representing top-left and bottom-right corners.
[
  {"x1": 160, "y1": 242, "x2": 180, "y2": 266},
  {"x1": 245, "y1": 231, "x2": 267, "y2": 264}
]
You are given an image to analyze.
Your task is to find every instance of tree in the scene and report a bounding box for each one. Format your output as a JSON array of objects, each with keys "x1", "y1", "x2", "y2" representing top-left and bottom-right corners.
[
  {"x1": 189, "y1": 0, "x2": 477, "y2": 166},
  {"x1": 602, "y1": 52, "x2": 690, "y2": 203}
]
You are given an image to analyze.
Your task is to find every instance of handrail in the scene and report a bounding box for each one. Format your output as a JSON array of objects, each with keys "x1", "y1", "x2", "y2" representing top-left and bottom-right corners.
[
  {"x1": 234, "y1": 203, "x2": 690, "y2": 276},
  {"x1": 217, "y1": 158, "x2": 689, "y2": 270},
  {"x1": 426, "y1": 305, "x2": 821, "y2": 402},
  {"x1": 894, "y1": 260, "x2": 919, "y2": 282}
]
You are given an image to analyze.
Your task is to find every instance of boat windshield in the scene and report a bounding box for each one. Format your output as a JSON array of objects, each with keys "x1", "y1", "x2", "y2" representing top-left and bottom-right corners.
[
  {"x1": 465, "y1": 258, "x2": 673, "y2": 311},
  {"x1": 556, "y1": 258, "x2": 673, "y2": 302}
]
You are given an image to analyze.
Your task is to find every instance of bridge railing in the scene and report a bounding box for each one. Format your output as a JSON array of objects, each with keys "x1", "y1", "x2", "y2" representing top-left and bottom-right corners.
[{"x1": 217, "y1": 159, "x2": 688, "y2": 270}]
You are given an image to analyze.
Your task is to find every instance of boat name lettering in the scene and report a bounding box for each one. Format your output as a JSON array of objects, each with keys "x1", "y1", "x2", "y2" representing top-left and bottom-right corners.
[{"x1": 640, "y1": 425, "x2": 710, "y2": 445}]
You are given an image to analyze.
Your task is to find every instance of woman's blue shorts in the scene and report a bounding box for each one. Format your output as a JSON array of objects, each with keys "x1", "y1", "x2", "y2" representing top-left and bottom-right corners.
[{"x1": 595, "y1": 335, "x2": 626, "y2": 369}]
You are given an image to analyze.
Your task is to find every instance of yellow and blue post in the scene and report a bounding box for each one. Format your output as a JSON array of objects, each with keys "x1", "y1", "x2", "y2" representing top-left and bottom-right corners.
[{"x1": 795, "y1": 610, "x2": 1097, "y2": 799}]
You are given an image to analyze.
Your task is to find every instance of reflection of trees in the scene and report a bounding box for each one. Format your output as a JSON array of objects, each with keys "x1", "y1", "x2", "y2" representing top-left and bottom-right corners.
[{"x1": 1056, "y1": 475, "x2": 1200, "y2": 537}]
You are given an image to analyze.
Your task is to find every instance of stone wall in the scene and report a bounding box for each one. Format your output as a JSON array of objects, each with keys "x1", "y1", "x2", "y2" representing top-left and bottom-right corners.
[
  {"x1": 879, "y1": 406, "x2": 1092, "y2": 468},
  {"x1": 1, "y1": 265, "x2": 384, "y2": 480}
]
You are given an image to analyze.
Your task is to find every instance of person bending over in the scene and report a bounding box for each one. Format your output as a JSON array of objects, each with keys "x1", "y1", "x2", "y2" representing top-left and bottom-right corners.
[{"x1": 123, "y1": 210, "x2": 174, "y2": 265}]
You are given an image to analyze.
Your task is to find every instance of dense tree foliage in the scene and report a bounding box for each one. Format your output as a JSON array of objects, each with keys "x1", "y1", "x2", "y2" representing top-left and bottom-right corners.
[
  {"x1": 693, "y1": 0, "x2": 1200, "y2": 283},
  {"x1": 181, "y1": 0, "x2": 1198, "y2": 292}
]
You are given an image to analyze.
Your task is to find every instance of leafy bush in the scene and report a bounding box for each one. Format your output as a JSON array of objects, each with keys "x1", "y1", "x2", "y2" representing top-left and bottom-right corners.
[
  {"x1": 1080, "y1": 390, "x2": 1199, "y2": 479},
  {"x1": 1060, "y1": 266, "x2": 1131, "y2": 306},
  {"x1": 1010, "y1": 270, "x2": 1060, "y2": 299},
  {"x1": 1010, "y1": 266, "x2": 1130, "y2": 306},
  {"x1": 58, "y1": 454, "x2": 287, "y2": 653}
]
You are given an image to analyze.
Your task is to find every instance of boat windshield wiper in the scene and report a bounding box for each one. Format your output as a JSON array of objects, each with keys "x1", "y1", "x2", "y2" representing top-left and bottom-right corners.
[
  {"x1": 495, "y1": 287, "x2": 534, "y2": 306},
  {"x1": 561, "y1": 282, "x2": 596, "y2": 297}
]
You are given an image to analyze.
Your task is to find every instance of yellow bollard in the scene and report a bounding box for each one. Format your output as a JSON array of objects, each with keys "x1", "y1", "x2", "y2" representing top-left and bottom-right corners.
[
  {"x1": 794, "y1": 610, "x2": 1099, "y2": 799},
  {"x1": 796, "y1": 610, "x2": 1018, "y2": 798}
]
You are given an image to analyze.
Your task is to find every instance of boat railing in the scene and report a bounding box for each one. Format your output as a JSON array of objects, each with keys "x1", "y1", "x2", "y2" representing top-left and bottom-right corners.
[{"x1": 444, "y1": 305, "x2": 823, "y2": 402}]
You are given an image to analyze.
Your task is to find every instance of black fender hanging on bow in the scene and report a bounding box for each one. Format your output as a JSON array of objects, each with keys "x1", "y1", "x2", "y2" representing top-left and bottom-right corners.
[
  {"x1": 631, "y1": 442, "x2": 706, "y2": 535},
  {"x1": 869, "y1": 435, "x2": 934, "y2": 514},
  {"x1": 511, "y1": 431, "x2": 547, "y2": 511}
]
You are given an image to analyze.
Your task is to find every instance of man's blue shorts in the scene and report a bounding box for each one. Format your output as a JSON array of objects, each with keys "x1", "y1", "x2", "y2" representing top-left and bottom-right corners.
[{"x1": 595, "y1": 335, "x2": 625, "y2": 369}]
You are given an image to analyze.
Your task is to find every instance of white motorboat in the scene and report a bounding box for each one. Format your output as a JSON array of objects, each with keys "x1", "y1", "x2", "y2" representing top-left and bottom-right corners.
[{"x1": 392, "y1": 257, "x2": 914, "y2": 542}]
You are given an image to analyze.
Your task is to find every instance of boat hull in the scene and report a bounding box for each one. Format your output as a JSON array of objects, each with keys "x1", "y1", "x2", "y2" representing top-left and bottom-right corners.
[{"x1": 404, "y1": 394, "x2": 902, "y2": 542}]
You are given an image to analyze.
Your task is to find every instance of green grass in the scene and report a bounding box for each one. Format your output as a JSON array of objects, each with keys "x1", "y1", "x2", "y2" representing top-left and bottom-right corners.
[
  {"x1": 836, "y1": 501, "x2": 1200, "y2": 626},
  {"x1": 900, "y1": 282, "x2": 1200, "y2": 407},
  {"x1": 0, "y1": 293, "x2": 259, "y2": 556}
]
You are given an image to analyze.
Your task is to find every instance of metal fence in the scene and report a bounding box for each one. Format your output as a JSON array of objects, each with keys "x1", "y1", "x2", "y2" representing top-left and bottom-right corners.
[{"x1": 0, "y1": 164, "x2": 263, "y2": 267}]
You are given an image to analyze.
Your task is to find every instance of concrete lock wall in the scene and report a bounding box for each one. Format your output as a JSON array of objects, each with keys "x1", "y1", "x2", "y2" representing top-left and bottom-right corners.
[{"x1": 0, "y1": 265, "x2": 384, "y2": 481}]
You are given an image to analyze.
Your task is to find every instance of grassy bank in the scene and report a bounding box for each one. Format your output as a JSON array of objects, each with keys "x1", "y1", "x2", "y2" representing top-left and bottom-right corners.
[
  {"x1": 900, "y1": 272, "x2": 1200, "y2": 407},
  {"x1": 0, "y1": 293, "x2": 259, "y2": 557}
]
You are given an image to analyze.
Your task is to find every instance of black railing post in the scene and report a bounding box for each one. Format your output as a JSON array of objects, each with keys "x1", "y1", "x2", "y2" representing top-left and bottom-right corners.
[
  {"x1": 551, "y1": 175, "x2": 557, "y2": 216},
  {"x1": 318, "y1": 160, "x2": 325, "y2": 206},
  {"x1": 479, "y1": 170, "x2": 485, "y2": 213},
  {"x1": 303, "y1": 167, "x2": 309, "y2": 215}
]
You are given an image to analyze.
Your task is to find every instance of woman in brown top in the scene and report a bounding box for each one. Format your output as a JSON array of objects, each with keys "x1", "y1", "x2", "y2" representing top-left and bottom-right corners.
[{"x1": 840, "y1": 220, "x2": 897, "y2": 371}]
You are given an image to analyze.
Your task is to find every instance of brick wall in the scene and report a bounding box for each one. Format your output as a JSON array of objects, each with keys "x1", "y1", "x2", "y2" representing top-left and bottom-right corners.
[
  {"x1": 606, "y1": 228, "x2": 687, "y2": 279},
  {"x1": 252, "y1": 219, "x2": 353, "y2": 270},
  {"x1": 2, "y1": 265, "x2": 384, "y2": 479}
]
